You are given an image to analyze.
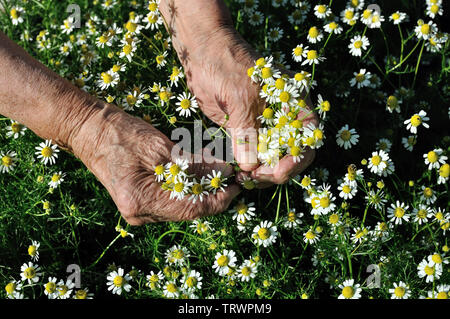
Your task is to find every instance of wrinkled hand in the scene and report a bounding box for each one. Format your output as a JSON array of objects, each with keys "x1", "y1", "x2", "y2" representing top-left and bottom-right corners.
[
  {"x1": 71, "y1": 104, "x2": 240, "y2": 225},
  {"x1": 165, "y1": 18, "x2": 319, "y2": 187}
]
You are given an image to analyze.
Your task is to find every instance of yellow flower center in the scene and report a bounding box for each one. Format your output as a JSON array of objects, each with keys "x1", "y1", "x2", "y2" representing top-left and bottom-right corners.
[
  {"x1": 10, "y1": 8, "x2": 19, "y2": 19},
  {"x1": 424, "y1": 265, "x2": 435, "y2": 276},
  {"x1": 148, "y1": 3, "x2": 158, "y2": 11},
  {"x1": 290, "y1": 146, "x2": 302, "y2": 157},
  {"x1": 305, "y1": 230, "x2": 316, "y2": 240},
  {"x1": 113, "y1": 276, "x2": 124, "y2": 287},
  {"x1": 321, "y1": 100, "x2": 330, "y2": 111},
  {"x1": 45, "y1": 282, "x2": 56, "y2": 294},
  {"x1": 437, "y1": 292, "x2": 448, "y2": 299},
  {"x1": 394, "y1": 207, "x2": 405, "y2": 218},
  {"x1": 293, "y1": 47, "x2": 303, "y2": 56},
  {"x1": 1, "y1": 156, "x2": 12, "y2": 167},
  {"x1": 101, "y1": 72, "x2": 113, "y2": 84},
  {"x1": 75, "y1": 290, "x2": 87, "y2": 299},
  {"x1": 342, "y1": 185, "x2": 351, "y2": 194},
  {"x1": 345, "y1": 10, "x2": 354, "y2": 20},
  {"x1": 185, "y1": 277, "x2": 197, "y2": 288},
  {"x1": 410, "y1": 115, "x2": 422, "y2": 127},
  {"x1": 172, "y1": 249, "x2": 184, "y2": 260},
  {"x1": 258, "y1": 227, "x2": 270, "y2": 240},
  {"x1": 180, "y1": 99, "x2": 191, "y2": 109},
  {"x1": 126, "y1": 94, "x2": 137, "y2": 105},
  {"x1": 354, "y1": 40, "x2": 363, "y2": 48},
  {"x1": 210, "y1": 177, "x2": 221, "y2": 189},
  {"x1": 371, "y1": 155, "x2": 382, "y2": 166},
  {"x1": 192, "y1": 183, "x2": 203, "y2": 195},
  {"x1": 317, "y1": 5, "x2": 326, "y2": 14},
  {"x1": 329, "y1": 214, "x2": 339, "y2": 224},
  {"x1": 154, "y1": 165, "x2": 164, "y2": 175},
  {"x1": 301, "y1": 176, "x2": 311, "y2": 187},
  {"x1": 320, "y1": 197, "x2": 330, "y2": 208},
  {"x1": 423, "y1": 187, "x2": 433, "y2": 198},
  {"x1": 421, "y1": 24, "x2": 430, "y2": 35},
  {"x1": 262, "y1": 108, "x2": 274, "y2": 119},
  {"x1": 58, "y1": 285, "x2": 69, "y2": 296},
  {"x1": 340, "y1": 130, "x2": 351, "y2": 141},
  {"x1": 122, "y1": 44, "x2": 132, "y2": 55},
  {"x1": 313, "y1": 129, "x2": 324, "y2": 140},
  {"x1": 307, "y1": 50, "x2": 318, "y2": 60},
  {"x1": 261, "y1": 67, "x2": 273, "y2": 79},
  {"x1": 217, "y1": 255, "x2": 229, "y2": 267},
  {"x1": 125, "y1": 21, "x2": 137, "y2": 32},
  {"x1": 328, "y1": 22, "x2": 338, "y2": 30},
  {"x1": 431, "y1": 254, "x2": 442, "y2": 264},
  {"x1": 156, "y1": 55, "x2": 165, "y2": 64},
  {"x1": 392, "y1": 13, "x2": 400, "y2": 20},
  {"x1": 439, "y1": 163, "x2": 449, "y2": 178},
  {"x1": 417, "y1": 209, "x2": 427, "y2": 219},
  {"x1": 394, "y1": 287, "x2": 405, "y2": 297},
  {"x1": 24, "y1": 267, "x2": 36, "y2": 279},
  {"x1": 427, "y1": 151, "x2": 438, "y2": 163},
  {"x1": 279, "y1": 91, "x2": 291, "y2": 103},
  {"x1": 28, "y1": 245, "x2": 37, "y2": 256},
  {"x1": 5, "y1": 283, "x2": 16, "y2": 294},
  {"x1": 342, "y1": 286, "x2": 354, "y2": 298},
  {"x1": 166, "y1": 283, "x2": 178, "y2": 293},
  {"x1": 169, "y1": 164, "x2": 180, "y2": 176},
  {"x1": 11, "y1": 122, "x2": 21, "y2": 133},
  {"x1": 308, "y1": 27, "x2": 319, "y2": 38}
]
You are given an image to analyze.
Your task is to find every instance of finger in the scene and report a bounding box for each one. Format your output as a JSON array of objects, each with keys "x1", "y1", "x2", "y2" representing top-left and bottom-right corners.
[
  {"x1": 251, "y1": 149, "x2": 315, "y2": 184},
  {"x1": 229, "y1": 127, "x2": 259, "y2": 172}
]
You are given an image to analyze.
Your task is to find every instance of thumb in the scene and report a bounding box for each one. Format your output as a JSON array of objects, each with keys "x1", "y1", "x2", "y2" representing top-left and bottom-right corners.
[
  {"x1": 202, "y1": 184, "x2": 241, "y2": 217},
  {"x1": 229, "y1": 126, "x2": 259, "y2": 172}
]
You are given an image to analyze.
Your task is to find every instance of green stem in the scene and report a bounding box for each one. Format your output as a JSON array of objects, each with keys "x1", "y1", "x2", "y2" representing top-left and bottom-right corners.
[{"x1": 412, "y1": 40, "x2": 425, "y2": 89}]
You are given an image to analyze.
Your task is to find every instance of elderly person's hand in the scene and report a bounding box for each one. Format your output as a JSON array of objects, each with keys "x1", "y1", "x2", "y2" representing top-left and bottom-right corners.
[
  {"x1": 0, "y1": 31, "x2": 239, "y2": 224},
  {"x1": 160, "y1": 0, "x2": 319, "y2": 187}
]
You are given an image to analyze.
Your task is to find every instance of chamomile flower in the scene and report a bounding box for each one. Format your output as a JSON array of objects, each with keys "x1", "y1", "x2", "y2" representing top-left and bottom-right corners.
[
  {"x1": 417, "y1": 259, "x2": 442, "y2": 283},
  {"x1": 252, "y1": 220, "x2": 278, "y2": 247},
  {"x1": 376, "y1": 138, "x2": 392, "y2": 153},
  {"x1": 302, "y1": 122, "x2": 325, "y2": 149},
  {"x1": 389, "y1": 282, "x2": 411, "y2": 299},
  {"x1": 386, "y1": 94, "x2": 402, "y2": 113},
  {"x1": 182, "y1": 270, "x2": 203, "y2": 291},
  {"x1": 230, "y1": 201, "x2": 256, "y2": 223},
  {"x1": 389, "y1": 11, "x2": 407, "y2": 24},
  {"x1": 350, "y1": 69, "x2": 372, "y2": 89},
  {"x1": 338, "y1": 279, "x2": 362, "y2": 299},
  {"x1": 28, "y1": 240, "x2": 40, "y2": 261},
  {"x1": 205, "y1": 170, "x2": 227, "y2": 194},
  {"x1": 277, "y1": 83, "x2": 299, "y2": 108},
  {"x1": 341, "y1": 7, "x2": 359, "y2": 25},
  {"x1": 314, "y1": 4, "x2": 331, "y2": 19},
  {"x1": 44, "y1": 277, "x2": 59, "y2": 299},
  {"x1": 5, "y1": 280, "x2": 23, "y2": 299},
  {"x1": 237, "y1": 260, "x2": 258, "y2": 282},
  {"x1": 164, "y1": 158, "x2": 189, "y2": 182},
  {"x1": 328, "y1": 212, "x2": 343, "y2": 228},
  {"x1": 348, "y1": 35, "x2": 370, "y2": 57},
  {"x1": 165, "y1": 245, "x2": 190, "y2": 266},
  {"x1": 402, "y1": 135, "x2": 417, "y2": 151},
  {"x1": 423, "y1": 148, "x2": 447, "y2": 170},
  {"x1": 415, "y1": 20, "x2": 436, "y2": 40},
  {"x1": 437, "y1": 163, "x2": 449, "y2": 185},
  {"x1": 213, "y1": 250, "x2": 237, "y2": 276},
  {"x1": 365, "y1": 190, "x2": 387, "y2": 210},
  {"x1": 56, "y1": 279, "x2": 75, "y2": 299},
  {"x1": 299, "y1": 175, "x2": 316, "y2": 190},
  {"x1": 119, "y1": 38, "x2": 138, "y2": 62},
  {"x1": 162, "y1": 281, "x2": 179, "y2": 298},
  {"x1": 338, "y1": 182, "x2": 357, "y2": 200},
  {"x1": 351, "y1": 227, "x2": 370, "y2": 244},
  {"x1": 73, "y1": 287, "x2": 94, "y2": 299},
  {"x1": 190, "y1": 219, "x2": 213, "y2": 235},
  {"x1": 96, "y1": 70, "x2": 119, "y2": 90},
  {"x1": 367, "y1": 150, "x2": 389, "y2": 175},
  {"x1": 323, "y1": 20, "x2": 343, "y2": 34},
  {"x1": 6, "y1": 120, "x2": 27, "y2": 139},
  {"x1": 412, "y1": 205, "x2": 433, "y2": 225},
  {"x1": 307, "y1": 26, "x2": 323, "y2": 43},
  {"x1": 146, "y1": 270, "x2": 164, "y2": 289},
  {"x1": 268, "y1": 27, "x2": 284, "y2": 42},
  {"x1": 248, "y1": 10, "x2": 264, "y2": 26},
  {"x1": 48, "y1": 171, "x2": 65, "y2": 189},
  {"x1": 426, "y1": 2, "x2": 443, "y2": 19},
  {"x1": 420, "y1": 186, "x2": 437, "y2": 205},
  {"x1": 387, "y1": 201, "x2": 410, "y2": 225},
  {"x1": 35, "y1": 140, "x2": 59, "y2": 166},
  {"x1": 61, "y1": 17, "x2": 75, "y2": 34},
  {"x1": 303, "y1": 228, "x2": 320, "y2": 244},
  {"x1": 20, "y1": 262, "x2": 41, "y2": 284},
  {"x1": 155, "y1": 50, "x2": 168, "y2": 69},
  {"x1": 106, "y1": 268, "x2": 132, "y2": 295},
  {"x1": 169, "y1": 66, "x2": 184, "y2": 87},
  {"x1": 283, "y1": 209, "x2": 304, "y2": 229},
  {"x1": 431, "y1": 285, "x2": 450, "y2": 299},
  {"x1": 0, "y1": 150, "x2": 17, "y2": 173},
  {"x1": 292, "y1": 44, "x2": 308, "y2": 63},
  {"x1": 336, "y1": 125, "x2": 359, "y2": 150},
  {"x1": 316, "y1": 94, "x2": 331, "y2": 119},
  {"x1": 301, "y1": 49, "x2": 325, "y2": 65},
  {"x1": 404, "y1": 110, "x2": 430, "y2": 134},
  {"x1": 9, "y1": 7, "x2": 25, "y2": 25},
  {"x1": 176, "y1": 92, "x2": 199, "y2": 117},
  {"x1": 145, "y1": 11, "x2": 163, "y2": 30},
  {"x1": 189, "y1": 177, "x2": 209, "y2": 203},
  {"x1": 428, "y1": 253, "x2": 448, "y2": 268}
]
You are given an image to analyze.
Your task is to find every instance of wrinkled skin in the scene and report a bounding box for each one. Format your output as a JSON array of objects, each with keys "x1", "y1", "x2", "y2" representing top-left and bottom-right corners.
[
  {"x1": 160, "y1": 0, "x2": 319, "y2": 187},
  {"x1": 71, "y1": 104, "x2": 240, "y2": 225}
]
